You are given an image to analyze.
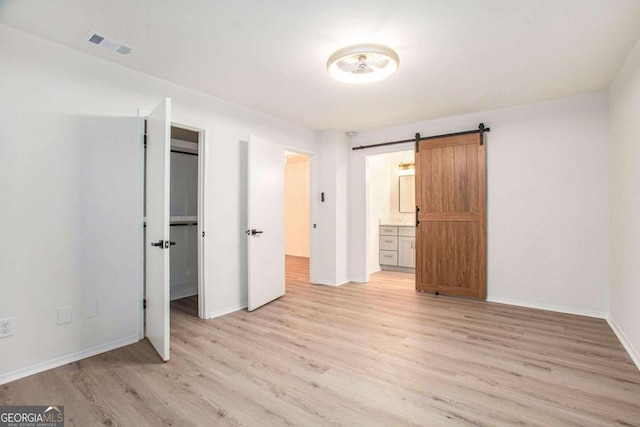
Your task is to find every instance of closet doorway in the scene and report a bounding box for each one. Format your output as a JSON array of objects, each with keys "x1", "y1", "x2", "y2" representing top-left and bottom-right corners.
[
  {"x1": 142, "y1": 99, "x2": 207, "y2": 361},
  {"x1": 167, "y1": 125, "x2": 204, "y2": 318},
  {"x1": 144, "y1": 122, "x2": 206, "y2": 320},
  {"x1": 284, "y1": 151, "x2": 312, "y2": 283}
]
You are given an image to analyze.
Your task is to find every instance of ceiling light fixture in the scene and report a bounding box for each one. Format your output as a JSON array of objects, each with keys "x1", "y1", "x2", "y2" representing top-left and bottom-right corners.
[{"x1": 327, "y1": 44, "x2": 399, "y2": 84}]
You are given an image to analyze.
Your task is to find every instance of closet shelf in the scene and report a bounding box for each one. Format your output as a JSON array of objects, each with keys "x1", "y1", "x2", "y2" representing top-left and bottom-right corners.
[
  {"x1": 170, "y1": 216, "x2": 197, "y2": 225},
  {"x1": 142, "y1": 216, "x2": 198, "y2": 226},
  {"x1": 171, "y1": 215, "x2": 198, "y2": 224}
]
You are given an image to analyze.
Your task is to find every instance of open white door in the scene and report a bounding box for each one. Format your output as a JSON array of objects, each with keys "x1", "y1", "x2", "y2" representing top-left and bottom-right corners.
[
  {"x1": 247, "y1": 135, "x2": 285, "y2": 311},
  {"x1": 145, "y1": 98, "x2": 171, "y2": 361}
]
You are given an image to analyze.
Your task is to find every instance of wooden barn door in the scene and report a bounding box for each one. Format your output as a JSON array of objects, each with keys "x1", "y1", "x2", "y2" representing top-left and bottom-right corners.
[{"x1": 415, "y1": 132, "x2": 486, "y2": 299}]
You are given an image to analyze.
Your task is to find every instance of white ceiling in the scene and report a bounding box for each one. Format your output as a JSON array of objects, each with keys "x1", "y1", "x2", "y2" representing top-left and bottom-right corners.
[{"x1": 2, "y1": 0, "x2": 640, "y2": 131}]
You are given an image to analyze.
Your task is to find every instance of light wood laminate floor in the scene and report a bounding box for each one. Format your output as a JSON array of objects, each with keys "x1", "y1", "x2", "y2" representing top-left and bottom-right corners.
[{"x1": 2, "y1": 256, "x2": 639, "y2": 426}]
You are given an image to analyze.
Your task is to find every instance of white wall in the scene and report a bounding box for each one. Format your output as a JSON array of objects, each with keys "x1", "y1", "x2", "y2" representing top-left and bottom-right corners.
[
  {"x1": 0, "y1": 24, "x2": 318, "y2": 382},
  {"x1": 316, "y1": 130, "x2": 350, "y2": 285},
  {"x1": 609, "y1": 38, "x2": 640, "y2": 366},
  {"x1": 0, "y1": 112, "x2": 143, "y2": 382},
  {"x1": 350, "y1": 93, "x2": 610, "y2": 317},
  {"x1": 285, "y1": 156, "x2": 310, "y2": 257}
]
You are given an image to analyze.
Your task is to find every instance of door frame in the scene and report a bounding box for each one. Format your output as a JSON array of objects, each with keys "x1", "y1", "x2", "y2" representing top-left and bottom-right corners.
[
  {"x1": 283, "y1": 146, "x2": 319, "y2": 284},
  {"x1": 360, "y1": 143, "x2": 414, "y2": 284},
  {"x1": 137, "y1": 108, "x2": 208, "y2": 340}
]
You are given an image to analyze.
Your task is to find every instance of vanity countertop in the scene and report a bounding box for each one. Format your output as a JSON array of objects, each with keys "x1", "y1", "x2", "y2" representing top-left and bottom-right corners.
[{"x1": 379, "y1": 219, "x2": 415, "y2": 227}]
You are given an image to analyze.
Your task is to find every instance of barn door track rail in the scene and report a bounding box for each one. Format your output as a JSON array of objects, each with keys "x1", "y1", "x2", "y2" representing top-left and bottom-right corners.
[{"x1": 351, "y1": 123, "x2": 490, "y2": 152}]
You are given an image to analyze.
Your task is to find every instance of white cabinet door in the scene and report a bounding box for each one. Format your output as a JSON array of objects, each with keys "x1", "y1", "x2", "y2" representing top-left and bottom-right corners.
[
  {"x1": 380, "y1": 226, "x2": 398, "y2": 236},
  {"x1": 379, "y1": 236, "x2": 398, "y2": 251},
  {"x1": 380, "y1": 250, "x2": 398, "y2": 266},
  {"x1": 398, "y1": 237, "x2": 416, "y2": 268},
  {"x1": 247, "y1": 135, "x2": 285, "y2": 311},
  {"x1": 145, "y1": 98, "x2": 171, "y2": 361}
]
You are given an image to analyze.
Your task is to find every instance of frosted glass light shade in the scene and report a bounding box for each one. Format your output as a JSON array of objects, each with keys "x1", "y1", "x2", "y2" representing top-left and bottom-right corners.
[{"x1": 327, "y1": 44, "x2": 399, "y2": 84}]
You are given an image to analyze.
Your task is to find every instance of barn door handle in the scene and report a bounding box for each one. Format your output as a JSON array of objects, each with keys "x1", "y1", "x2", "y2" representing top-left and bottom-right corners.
[{"x1": 415, "y1": 206, "x2": 420, "y2": 226}]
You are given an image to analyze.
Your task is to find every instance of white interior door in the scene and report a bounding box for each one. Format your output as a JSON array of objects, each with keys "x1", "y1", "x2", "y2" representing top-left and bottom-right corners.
[
  {"x1": 145, "y1": 98, "x2": 171, "y2": 361},
  {"x1": 248, "y1": 135, "x2": 285, "y2": 311}
]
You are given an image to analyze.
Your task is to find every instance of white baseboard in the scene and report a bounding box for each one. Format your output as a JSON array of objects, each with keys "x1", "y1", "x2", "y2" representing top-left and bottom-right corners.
[
  {"x1": 0, "y1": 335, "x2": 139, "y2": 386},
  {"x1": 367, "y1": 267, "x2": 381, "y2": 275},
  {"x1": 486, "y1": 297, "x2": 607, "y2": 319},
  {"x1": 206, "y1": 303, "x2": 247, "y2": 319},
  {"x1": 336, "y1": 276, "x2": 350, "y2": 286},
  {"x1": 315, "y1": 278, "x2": 350, "y2": 287},
  {"x1": 347, "y1": 275, "x2": 369, "y2": 283},
  {"x1": 170, "y1": 282, "x2": 198, "y2": 301},
  {"x1": 607, "y1": 316, "x2": 640, "y2": 371}
]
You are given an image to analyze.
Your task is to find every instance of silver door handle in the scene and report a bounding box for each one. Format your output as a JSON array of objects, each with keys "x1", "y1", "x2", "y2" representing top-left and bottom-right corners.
[{"x1": 151, "y1": 240, "x2": 175, "y2": 249}]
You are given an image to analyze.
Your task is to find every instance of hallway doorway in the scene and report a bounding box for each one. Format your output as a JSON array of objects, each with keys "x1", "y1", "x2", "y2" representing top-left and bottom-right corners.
[{"x1": 284, "y1": 151, "x2": 311, "y2": 285}]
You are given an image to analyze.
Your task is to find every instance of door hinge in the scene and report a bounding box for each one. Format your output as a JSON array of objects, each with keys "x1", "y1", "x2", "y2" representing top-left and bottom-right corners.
[
  {"x1": 143, "y1": 299, "x2": 147, "y2": 309},
  {"x1": 202, "y1": 231, "x2": 205, "y2": 237}
]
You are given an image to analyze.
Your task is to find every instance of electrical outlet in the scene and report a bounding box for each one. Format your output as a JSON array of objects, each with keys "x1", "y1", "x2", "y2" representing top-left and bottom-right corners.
[{"x1": 0, "y1": 317, "x2": 15, "y2": 338}]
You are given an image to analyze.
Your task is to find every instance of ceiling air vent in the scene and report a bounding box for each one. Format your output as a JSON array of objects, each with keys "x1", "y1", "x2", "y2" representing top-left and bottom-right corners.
[{"x1": 85, "y1": 31, "x2": 136, "y2": 56}]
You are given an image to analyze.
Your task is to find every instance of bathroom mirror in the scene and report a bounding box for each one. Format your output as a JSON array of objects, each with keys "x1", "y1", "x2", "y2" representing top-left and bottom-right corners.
[{"x1": 399, "y1": 175, "x2": 415, "y2": 213}]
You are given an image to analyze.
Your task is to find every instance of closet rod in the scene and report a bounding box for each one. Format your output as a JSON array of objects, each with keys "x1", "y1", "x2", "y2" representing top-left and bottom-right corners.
[{"x1": 351, "y1": 123, "x2": 490, "y2": 151}]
